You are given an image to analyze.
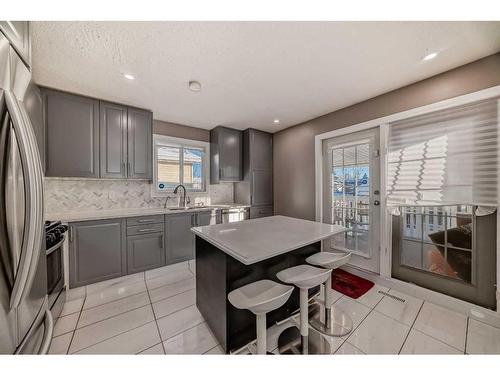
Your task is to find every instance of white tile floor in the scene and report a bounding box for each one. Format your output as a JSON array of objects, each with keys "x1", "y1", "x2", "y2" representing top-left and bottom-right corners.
[{"x1": 49, "y1": 260, "x2": 500, "y2": 355}]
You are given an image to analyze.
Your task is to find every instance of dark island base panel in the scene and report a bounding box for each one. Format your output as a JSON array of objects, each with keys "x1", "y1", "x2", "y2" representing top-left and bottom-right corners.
[{"x1": 195, "y1": 236, "x2": 321, "y2": 353}]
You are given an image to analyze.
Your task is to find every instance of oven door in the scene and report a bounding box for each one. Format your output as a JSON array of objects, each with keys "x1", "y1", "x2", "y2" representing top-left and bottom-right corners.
[{"x1": 46, "y1": 236, "x2": 65, "y2": 310}]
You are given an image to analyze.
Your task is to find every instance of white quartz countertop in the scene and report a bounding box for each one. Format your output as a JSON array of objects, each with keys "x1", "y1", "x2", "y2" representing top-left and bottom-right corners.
[
  {"x1": 45, "y1": 203, "x2": 250, "y2": 222},
  {"x1": 191, "y1": 215, "x2": 346, "y2": 265}
]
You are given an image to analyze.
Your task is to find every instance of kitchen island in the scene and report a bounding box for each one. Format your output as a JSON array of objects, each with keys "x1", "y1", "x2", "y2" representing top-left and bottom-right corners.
[{"x1": 191, "y1": 215, "x2": 345, "y2": 353}]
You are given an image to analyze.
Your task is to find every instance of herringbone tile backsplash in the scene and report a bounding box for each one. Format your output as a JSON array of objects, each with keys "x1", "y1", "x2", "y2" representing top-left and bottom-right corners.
[{"x1": 44, "y1": 178, "x2": 234, "y2": 214}]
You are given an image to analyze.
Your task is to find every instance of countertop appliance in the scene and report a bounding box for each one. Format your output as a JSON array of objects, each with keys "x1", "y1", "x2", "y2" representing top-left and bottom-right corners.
[
  {"x1": 221, "y1": 207, "x2": 250, "y2": 223},
  {"x1": 45, "y1": 221, "x2": 67, "y2": 321},
  {"x1": 0, "y1": 25, "x2": 53, "y2": 354}
]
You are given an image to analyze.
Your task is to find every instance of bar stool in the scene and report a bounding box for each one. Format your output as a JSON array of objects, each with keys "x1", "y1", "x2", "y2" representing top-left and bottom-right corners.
[
  {"x1": 306, "y1": 251, "x2": 353, "y2": 337},
  {"x1": 276, "y1": 265, "x2": 332, "y2": 354},
  {"x1": 228, "y1": 280, "x2": 293, "y2": 355}
]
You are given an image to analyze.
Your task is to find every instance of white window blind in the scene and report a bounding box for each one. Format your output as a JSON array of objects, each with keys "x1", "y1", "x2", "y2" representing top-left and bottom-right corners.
[{"x1": 387, "y1": 97, "x2": 499, "y2": 207}]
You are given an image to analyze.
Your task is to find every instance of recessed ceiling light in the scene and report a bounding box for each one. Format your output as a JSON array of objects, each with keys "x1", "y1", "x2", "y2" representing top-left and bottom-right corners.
[
  {"x1": 273, "y1": 119, "x2": 280, "y2": 124},
  {"x1": 188, "y1": 80, "x2": 202, "y2": 92},
  {"x1": 423, "y1": 52, "x2": 438, "y2": 61},
  {"x1": 123, "y1": 73, "x2": 135, "y2": 80}
]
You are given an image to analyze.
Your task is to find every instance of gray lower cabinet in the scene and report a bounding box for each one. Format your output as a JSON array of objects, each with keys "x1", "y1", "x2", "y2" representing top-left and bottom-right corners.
[
  {"x1": 127, "y1": 232, "x2": 165, "y2": 274},
  {"x1": 165, "y1": 213, "x2": 196, "y2": 264},
  {"x1": 69, "y1": 218, "x2": 126, "y2": 288},
  {"x1": 43, "y1": 88, "x2": 100, "y2": 177},
  {"x1": 250, "y1": 205, "x2": 273, "y2": 219},
  {"x1": 69, "y1": 211, "x2": 220, "y2": 287}
]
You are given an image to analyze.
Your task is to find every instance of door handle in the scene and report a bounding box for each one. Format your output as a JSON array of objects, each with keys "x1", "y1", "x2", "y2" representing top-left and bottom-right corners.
[
  {"x1": 138, "y1": 228, "x2": 156, "y2": 233},
  {"x1": 5, "y1": 91, "x2": 44, "y2": 309},
  {"x1": 38, "y1": 309, "x2": 54, "y2": 355}
]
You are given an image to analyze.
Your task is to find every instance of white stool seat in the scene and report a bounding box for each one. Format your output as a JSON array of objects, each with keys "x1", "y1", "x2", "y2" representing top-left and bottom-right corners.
[
  {"x1": 228, "y1": 280, "x2": 293, "y2": 315},
  {"x1": 306, "y1": 251, "x2": 351, "y2": 270},
  {"x1": 276, "y1": 264, "x2": 332, "y2": 289}
]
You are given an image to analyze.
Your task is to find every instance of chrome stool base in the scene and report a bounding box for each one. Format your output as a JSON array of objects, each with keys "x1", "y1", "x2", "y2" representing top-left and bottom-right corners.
[
  {"x1": 277, "y1": 326, "x2": 331, "y2": 355},
  {"x1": 308, "y1": 303, "x2": 353, "y2": 337}
]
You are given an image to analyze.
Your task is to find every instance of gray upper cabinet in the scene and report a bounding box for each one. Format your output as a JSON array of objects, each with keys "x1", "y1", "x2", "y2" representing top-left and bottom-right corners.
[
  {"x1": 235, "y1": 129, "x2": 273, "y2": 209},
  {"x1": 69, "y1": 218, "x2": 126, "y2": 288},
  {"x1": 127, "y1": 108, "x2": 152, "y2": 179},
  {"x1": 0, "y1": 21, "x2": 30, "y2": 68},
  {"x1": 127, "y1": 232, "x2": 165, "y2": 274},
  {"x1": 43, "y1": 88, "x2": 100, "y2": 178},
  {"x1": 166, "y1": 213, "x2": 195, "y2": 264},
  {"x1": 210, "y1": 126, "x2": 242, "y2": 184},
  {"x1": 41, "y1": 88, "x2": 152, "y2": 179},
  {"x1": 100, "y1": 101, "x2": 128, "y2": 178},
  {"x1": 250, "y1": 129, "x2": 273, "y2": 171}
]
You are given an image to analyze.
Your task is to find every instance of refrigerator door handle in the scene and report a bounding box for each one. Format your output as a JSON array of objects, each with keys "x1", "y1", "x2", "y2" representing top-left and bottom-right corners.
[
  {"x1": 37, "y1": 310, "x2": 54, "y2": 355},
  {"x1": 4, "y1": 115, "x2": 24, "y2": 280},
  {"x1": 5, "y1": 91, "x2": 44, "y2": 309}
]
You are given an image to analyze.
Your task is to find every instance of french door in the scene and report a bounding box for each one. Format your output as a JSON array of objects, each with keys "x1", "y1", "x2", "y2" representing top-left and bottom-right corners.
[{"x1": 322, "y1": 128, "x2": 380, "y2": 273}]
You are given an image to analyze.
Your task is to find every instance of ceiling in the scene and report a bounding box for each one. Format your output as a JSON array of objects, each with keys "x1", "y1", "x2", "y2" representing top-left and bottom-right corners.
[{"x1": 31, "y1": 22, "x2": 500, "y2": 133}]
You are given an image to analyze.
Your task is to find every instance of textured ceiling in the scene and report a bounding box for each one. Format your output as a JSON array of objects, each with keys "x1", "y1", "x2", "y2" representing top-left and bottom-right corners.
[{"x1": 31, "y1": 22, "x2": 500, "y2": 133}]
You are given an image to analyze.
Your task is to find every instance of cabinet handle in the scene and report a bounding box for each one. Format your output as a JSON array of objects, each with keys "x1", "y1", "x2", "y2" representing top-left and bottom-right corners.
[
  {"x1": 159, "y1": 234, "x2": 163, "y2": 248},
  {"x1": 69, "y1": 226, "x2": 73, "y2": 243},
  {"x1": 128, "y1": 162, "x2": 131, "y2": 175},
  {"x1": 138, "y1": 228, "x2": 156, "y2": 233},
  {"x1": 138, "y1": 219, "x2": 155, "y2": 223},
  {"x1": 191, "y1": 214, "x2": 195, "y2": 226}
]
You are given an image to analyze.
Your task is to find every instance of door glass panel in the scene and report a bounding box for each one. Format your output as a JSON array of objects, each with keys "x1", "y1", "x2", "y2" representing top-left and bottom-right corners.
[
  {"x1": 330, "y1": 141, "x2": 372, "y2": 257},
  {"x1": 398, "y1": 205, "x2": 475, "y2": 283}
]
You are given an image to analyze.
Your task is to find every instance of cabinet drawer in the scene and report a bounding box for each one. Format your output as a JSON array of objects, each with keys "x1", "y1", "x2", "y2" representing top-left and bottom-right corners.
[
  {"x1": 126, "y1": 215, "x2": 164, "y2": 226},
  {"x1": 250, "y1": 206, "x2": 273, "y2": 219},
  {"x1": 126, "y1": 223, "x2": 163, "y2": 236}
]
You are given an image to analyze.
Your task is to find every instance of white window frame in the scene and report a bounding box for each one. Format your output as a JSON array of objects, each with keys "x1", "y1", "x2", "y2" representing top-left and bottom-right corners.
[
  {"x1": 314, "y1": 85, "x2": 500, "y2": 311},
  {"x1": 152, "y1": 135, "x2": 210, "y2": 196}
]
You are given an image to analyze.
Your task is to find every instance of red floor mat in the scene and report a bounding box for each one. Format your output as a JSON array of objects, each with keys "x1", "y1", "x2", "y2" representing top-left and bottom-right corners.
[{"x1": 332, "y1": 269, "x2": 374, "y2": 299}]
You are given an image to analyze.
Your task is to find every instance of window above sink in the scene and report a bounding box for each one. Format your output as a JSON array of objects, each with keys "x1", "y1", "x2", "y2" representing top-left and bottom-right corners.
[{"x1": 152, "y1": 135, "x2": 210, "y2": 195}]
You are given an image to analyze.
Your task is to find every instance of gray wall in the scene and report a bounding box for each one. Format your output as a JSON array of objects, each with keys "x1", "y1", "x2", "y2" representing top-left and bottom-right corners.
[
  {"x1": 273, "y1": 53, "x2": 500, "y2": 221},
  {"x1": 153, "y1": 119, "x2": 209, "y2": 142}
]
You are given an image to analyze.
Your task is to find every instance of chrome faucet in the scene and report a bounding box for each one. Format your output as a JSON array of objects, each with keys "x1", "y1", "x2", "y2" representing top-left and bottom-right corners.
[{"x1": 173, "y1": 184, "x2": 188, "y2": 208}]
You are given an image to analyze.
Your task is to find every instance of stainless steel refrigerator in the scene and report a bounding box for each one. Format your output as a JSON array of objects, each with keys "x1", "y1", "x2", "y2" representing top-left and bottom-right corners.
[{"x1": 0, "y1": 22, "x2": 53, "y2": 354}]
